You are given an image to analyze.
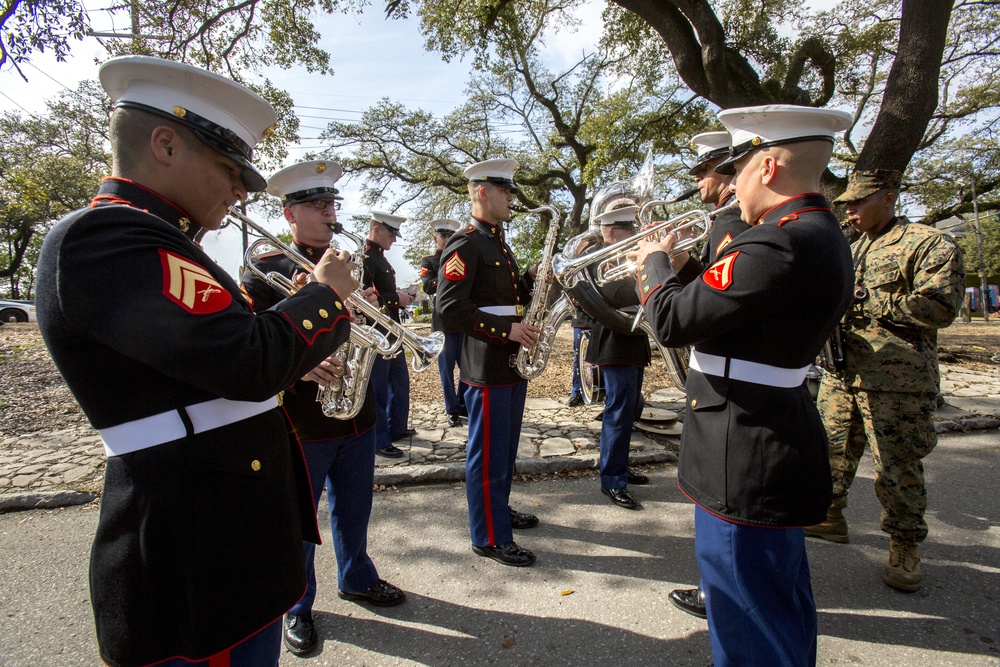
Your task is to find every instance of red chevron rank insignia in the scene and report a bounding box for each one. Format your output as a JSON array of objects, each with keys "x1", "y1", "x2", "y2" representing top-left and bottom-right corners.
[
  {"x1": 714, "y1": 232, "x2": 734, "y2": 258},
  {"x1": 420, "y1": 266, "x2": 429, "y2": 276},
  {"x1": 443, "y1": 253, "x2": 466, "y2": 280},
  {"x1": 160, "y1": 249, "x2": 232, "y2": 314},
  {"x1": 703, "y1": 251, "x2": 739, "y2": 291}
]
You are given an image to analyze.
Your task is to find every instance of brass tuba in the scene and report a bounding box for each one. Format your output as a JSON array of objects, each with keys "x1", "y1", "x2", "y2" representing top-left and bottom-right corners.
[{"x1": 511, "y1": 204, "x2": 570, "y2": 379}]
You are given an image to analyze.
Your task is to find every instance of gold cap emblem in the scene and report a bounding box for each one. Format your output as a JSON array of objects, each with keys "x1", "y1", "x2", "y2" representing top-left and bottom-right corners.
[
  {"x1": 262, "y1": 124, "x2": 276, "y2": 138},
  {"x1": 172, "y1": 106, "x2": 187, "y2": 118},
  {"x1": 251, "y1": 460, "x2": 261, "y2": 471},
  {"x1": 316, "y1": 162, "x2": 327, "y2": 174},
  {"x1": 751, "y1": 136, "x2": 762, "y2": 146}
]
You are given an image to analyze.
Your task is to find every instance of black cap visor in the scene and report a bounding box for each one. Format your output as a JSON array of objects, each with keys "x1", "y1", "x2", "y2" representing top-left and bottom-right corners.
[
  {"x1": 380, "y1": 222, "x2": 402, "y2": 239},
  {"x1": 283, "y1": 187, "x2": 343, "y2": 206},
  {"x1": 117, "y1": 100, "x2": 268, "y2": 192},
  {"x1": 473, "y1": 176, "x2": 520, "y2": 193},
  {"x1": 715, "y1": 135, "x2": 835, "y2": 176},
  {"x1": 688, "y1": 147, "x2": 729, "y2": 176}
]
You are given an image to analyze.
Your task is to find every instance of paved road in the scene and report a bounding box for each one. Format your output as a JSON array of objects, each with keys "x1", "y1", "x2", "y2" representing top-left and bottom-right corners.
[{"x1": 2, "y1": 431, "x2": 998, "y2": 667}]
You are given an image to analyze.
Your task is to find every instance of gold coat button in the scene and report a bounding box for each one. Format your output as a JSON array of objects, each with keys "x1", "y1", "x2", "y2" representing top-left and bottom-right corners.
[
  {"x1": 639, "y1": 264, "x2": 645, "y2": 271},
  {"x1": 303, "y1": 319, "x2": 313, "y2": 330},
  {"x1": 480, "y1": 323, "x2": 485, "y2": 327},
  {"x1": 496, "y1": 261, "x2": 501, "y2": 266},
  {"x1": 502, "y1": 332, "x2": 507, "y2": 337},
  {"x1": 335, "y1": 301, "x2": 343, "y2": 310},
  {"x1": 319, "y1": 309, "x2": 329, "y2": 318},
  {"x1": 642, "y1": 274, "x2": 648, "y2": 280},
  {"x1": 644, "y1": 285, "x2": 650, "y2": 292},
  {"x1": 491, "y1": 327, "x2": 496, "y2": 332},
  {"x1": 691, "y1": 399, "x2": 698, "y2": 408},
  {"x1": 251, "y1": 460, "x2": 262, "y2": 471}
]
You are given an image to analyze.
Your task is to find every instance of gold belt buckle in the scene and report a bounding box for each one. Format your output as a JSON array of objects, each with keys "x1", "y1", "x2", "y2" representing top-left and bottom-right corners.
[{"x1": 515, "y1": 305, "x2": 525, "y2": 317}]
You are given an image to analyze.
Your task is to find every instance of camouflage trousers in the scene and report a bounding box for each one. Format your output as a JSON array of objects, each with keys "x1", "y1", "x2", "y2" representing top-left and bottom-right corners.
[{"x1": 816, "y1": 378, "x2": 937, "y2": 543}]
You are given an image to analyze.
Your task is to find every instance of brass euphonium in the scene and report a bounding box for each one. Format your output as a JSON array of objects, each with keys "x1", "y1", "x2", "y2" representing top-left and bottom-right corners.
[{"x1": 509, "y1": 203, "x2": 570, "y2": 380}]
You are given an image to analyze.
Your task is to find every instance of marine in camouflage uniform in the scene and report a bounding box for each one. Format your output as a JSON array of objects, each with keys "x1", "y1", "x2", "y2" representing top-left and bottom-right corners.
[{"x1": 808, "y1": 169, "x2": 965, "y2": 593}]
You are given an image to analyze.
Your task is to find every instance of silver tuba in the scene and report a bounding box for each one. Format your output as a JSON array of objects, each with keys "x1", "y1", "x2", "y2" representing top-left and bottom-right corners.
[
  {"x1": 511, "y1": 204, "x2": 570, "y2": 379},
  {"x1": 552, "y1": 154, "x2": 695, "y2": 390}
]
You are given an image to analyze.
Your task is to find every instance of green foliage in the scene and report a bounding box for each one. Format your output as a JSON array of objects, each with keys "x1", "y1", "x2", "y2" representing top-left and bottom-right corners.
[
  {"x1": 0, "y1": 82, "x2": 111, "y2": 298},
  {"x1": 324, "y1": 0, "x2": 710, "y2": 270},
  {"x1": 0, "y1": 0, "x2": 88, "y2": 81},
  {"x1": 956, "y1": 211, "x2": 1000, "y2": 283}
]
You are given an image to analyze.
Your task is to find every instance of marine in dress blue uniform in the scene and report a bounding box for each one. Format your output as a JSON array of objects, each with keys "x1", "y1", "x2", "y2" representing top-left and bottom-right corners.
[
  {"x1": 420, "y1": 219, "x2": 467, "y2": 427},
  {"x1": 584, "y1": 205, "x2": 651, "y2": 510},
  {"x1": 436, "y1": 159, "x2": 542, "y2": 567},
  {"x1": 34, "y1": 57, "x2": 359, "y2": 667},
  {"x1": 240, "y1": 160, "x2": 406, "y2": 657},
  {"x1": 361, "y1": 211, "x2": 414, "y2": 458},
  {"x1": 634, "y1": 105, "x2": 855, "y2": 667},
  {"x1": 667, "y1": 130, "x2": 751, "y2": 621}
]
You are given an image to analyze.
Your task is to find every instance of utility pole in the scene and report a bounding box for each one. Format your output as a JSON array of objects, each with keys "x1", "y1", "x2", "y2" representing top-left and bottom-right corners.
[{"x1": 970, "y1": 177, "x2": 991, "y2": 323}]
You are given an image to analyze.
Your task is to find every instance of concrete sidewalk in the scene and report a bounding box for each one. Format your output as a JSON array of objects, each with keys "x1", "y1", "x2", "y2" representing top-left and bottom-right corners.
[{"x1": 2, "y1": 363, "x2": 999, "y2": 512}]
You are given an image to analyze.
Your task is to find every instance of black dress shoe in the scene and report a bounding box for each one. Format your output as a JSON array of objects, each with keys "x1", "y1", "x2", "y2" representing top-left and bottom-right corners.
[
  {"x1": 283, "y1": 613, "x2": 317, "y2": 656},
  {"x1": 510, "y1": 508, "x2": 539, "y2": 529},
  {"x1": 567, "y1": 395, "x2": 584, "y2": 407},
  {"x1": 668, "y1": 587, "x2": 707, "y2": 619},
  {"x1": 472, "y1": 541, "x2": 536, "y2": 567},
  {"x1": 628, "y1": 469, "x2": 650, "y2": 485},
  {"x1": 377, "y1": 444, "x2": 405, "y2": 458},
  {"x1": 391, "y1": 428, "x2": 417, "y2": 442},
  {"x1": 338, "y1": 579, "x2": 407, "y2": 607},
  {"x1": 602, "y1": 486, "x2": 638, "y2": 509},
  {"x1": 447, "y1": 413, "x2": 462, "y2": 427}
]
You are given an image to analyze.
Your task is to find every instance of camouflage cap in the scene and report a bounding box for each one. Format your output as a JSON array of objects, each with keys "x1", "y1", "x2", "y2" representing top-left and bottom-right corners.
[{"x1": 834, "y1": 169, "x2": 902, "y2": 203}]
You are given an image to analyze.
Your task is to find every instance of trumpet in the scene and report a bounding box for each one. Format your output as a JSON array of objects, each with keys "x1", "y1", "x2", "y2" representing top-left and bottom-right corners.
[
  {"x1": 326, "y1": 223, "x2": 445, "y2": 373},
  {"x1": 591, "y1": 197, "x2": 740, "y2": 288}
]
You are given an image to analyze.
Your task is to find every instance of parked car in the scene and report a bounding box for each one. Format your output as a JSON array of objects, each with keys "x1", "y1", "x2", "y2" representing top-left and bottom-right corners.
[{"x1": 0, "y1": 299, "x2": 37, "y2": 324}]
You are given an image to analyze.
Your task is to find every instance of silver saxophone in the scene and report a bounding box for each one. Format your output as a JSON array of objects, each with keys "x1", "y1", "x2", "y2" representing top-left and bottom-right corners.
[{"x1": 511, "y1": 204, "x2": 571, "y2": 380}]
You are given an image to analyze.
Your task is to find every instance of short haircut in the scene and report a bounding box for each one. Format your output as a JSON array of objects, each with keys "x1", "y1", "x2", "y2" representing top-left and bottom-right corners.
[{"x1": 109, "y1": 107, "x2": 205, "y2": 173}]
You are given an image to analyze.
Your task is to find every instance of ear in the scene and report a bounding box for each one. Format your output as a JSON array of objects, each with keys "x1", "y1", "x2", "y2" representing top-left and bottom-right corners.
[
  {"x1": 759, "y1": 155, "x2": 778, "y2": 186},
  {"x1": 283, "y1": 207, "x2": 295, "y2": 223},
  {"x1": 477, "y1": 184, "x2": 489, "y2": 202},
  {"x1": 149, "y1": 125, "x2": 180, "y2": 166}
]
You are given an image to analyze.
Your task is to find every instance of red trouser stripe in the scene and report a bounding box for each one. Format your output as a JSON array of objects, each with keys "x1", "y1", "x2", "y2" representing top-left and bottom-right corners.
[
  {"x1": 482, "y1": 386, "x2": 494, "y2": 545},
  {"x1": 208, "y1": 649, "x2": 231, "y2": 667}
]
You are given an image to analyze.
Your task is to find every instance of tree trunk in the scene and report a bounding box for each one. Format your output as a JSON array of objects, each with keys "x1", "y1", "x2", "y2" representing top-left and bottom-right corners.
[{"x1": 855, "y1": 0, "x2": 953, "y2": 172}]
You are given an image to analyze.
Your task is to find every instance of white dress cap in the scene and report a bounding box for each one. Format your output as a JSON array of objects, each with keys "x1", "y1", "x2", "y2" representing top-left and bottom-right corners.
[
  {"x1": 715, "y1": 104, "x2": 853, "y2": 175},
  {"x1": 99, "y1": 55, "x2": 277, "y2": 192},
  {"x1": 371, "y1": 210, "x2": 406, "y2": 238},
  {"x1": 688, "y1": 131, "x2": 732, "y2": 175},
  {"x1": 267, "y1": 160, "x2": 343, "y2": 205},
  {"x1": 594, "y1": 205, "x2": 638, "y2": 227},
  {"x1": 464, "y1": 158, "x2": 520, "y2": 192},
  {"x1": 430, "y1": 218, "x2": 461, "y2": 234}
]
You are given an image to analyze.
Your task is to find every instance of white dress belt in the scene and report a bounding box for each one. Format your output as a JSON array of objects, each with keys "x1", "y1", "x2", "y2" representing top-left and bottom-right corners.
[
  {"x1": 480, "y1": 305, "x2": 521, "y2": 316},
  {"x1": 689, "y1": 350, "x2": 810, "y2": 388},
  {"x1": 99, "y1": 396, "x2": 280, "y2": 457}
]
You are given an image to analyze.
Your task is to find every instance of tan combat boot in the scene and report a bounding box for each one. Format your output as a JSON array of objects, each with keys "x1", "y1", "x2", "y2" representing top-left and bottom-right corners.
[
  {"x1": 883, "y1": 537, "x2": 922, "y2": 592},
  {"x1": 804, "y1": 506, "x2": 849, "y2": 543}
]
